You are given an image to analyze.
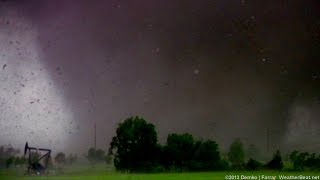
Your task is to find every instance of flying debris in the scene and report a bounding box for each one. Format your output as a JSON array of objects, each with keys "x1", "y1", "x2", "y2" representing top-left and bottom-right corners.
[
  {"x1": 2, "y1": 64, "x2": 7, "y2": 70},
  {"x1": 152, "y1": 48, "x2": 160, "y2": 54},
  {"x1": 163, "y1": 82, "x2": 169, "y2": 86},
  {"x1": 312, "y1": 74, "x2": 318, "y2": 80}
]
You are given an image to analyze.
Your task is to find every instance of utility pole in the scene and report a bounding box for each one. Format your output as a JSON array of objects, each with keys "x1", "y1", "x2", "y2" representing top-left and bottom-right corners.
[
  {"x1": 94, "y1": 122, "x2": 97, "y2": 150},
  {"x1": 89, "y1": 87, "x2": 97, "y2": 150},
  {"x1": 267, "y1": 128, "x2": 270, "y2": 153}
]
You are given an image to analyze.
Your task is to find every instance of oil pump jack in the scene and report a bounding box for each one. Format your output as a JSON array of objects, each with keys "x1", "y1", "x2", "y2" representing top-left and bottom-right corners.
[{"x1": 24, "y1": 142, "x2": 51, "y2": 175}]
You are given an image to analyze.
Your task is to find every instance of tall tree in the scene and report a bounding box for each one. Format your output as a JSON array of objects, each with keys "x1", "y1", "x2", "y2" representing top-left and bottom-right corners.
[
  {"x1": 0, "y1": 145, "x2": 20, "y2": 168},
  {"x1": 87, "y1": 148, "x2": 106, "y2": 163},
  {"x1": 246, "y1": 144, "x2": 260, "y2": 160},
  {"x1": 67, "y1": 153, "x2": 78, "y2": 165},
  {"x1": 54, "y1": 152, "x2": 66, "y2": 165},
  {"x1": 228, "y1": 138, "x2": 245, "y2": 169},
  {"x1": 192, "y1": 140, "x2": 221, "y2": 170},
  {"x1": 267, "y1": 150, "x2": 283, "y2": 170},
  {"x1": 109, "y1": 116, "x2": 159, "y2": 172},
  {"x1": 87, "y1": 148, "x2": 96, "y2": 163},
  {"x1": 163, "y1": 133, "x2": 195, "y2": 170}
]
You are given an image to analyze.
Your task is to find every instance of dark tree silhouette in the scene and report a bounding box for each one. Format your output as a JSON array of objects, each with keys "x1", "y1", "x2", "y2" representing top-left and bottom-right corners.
[
  {"x1": 163, "y1": 133, "x2": 195, "y2": 171},
  {"x1": 266, "y1": 150, "x2": 283, "y2": 170},
  {"x1": 190, "y1": 140, "x2": 222, "y2": 171},
  {"x1": 108, "y1": 116, "x2": 159, "y2": 172},
  {"x1": 67, "y1": 153, "x2": 77, "y2": 165},
  {"x1": 54, "y1": 152, "x2": 66, "y2": 165},
  {"x1": 246, "y1": 158, "x2": 262, "y2": 170},
  {"x1": 87, "y1": 148, "x2": 106, "y2": 164},
  {"x1": 289, "y1": 151, "x2": 320, "y2": 170},
  {"x1": 5, "y1": 157, "x2": 14, "y2": 168},
  {"x1": 87, "y1": 148, "x2": 96, "y2": 163},
  {"x1": 228, "y1": 138, "x2": 245, "y2": 169},
  {"x1": 30, "y1": 152, "x2": 41, "y2": 165},
  {"x1": 246, "y1": 144, "x2": 260, "y2": 160},
  {"x1": 0, "y1": 145, "x2": 20, "y2": 168}
]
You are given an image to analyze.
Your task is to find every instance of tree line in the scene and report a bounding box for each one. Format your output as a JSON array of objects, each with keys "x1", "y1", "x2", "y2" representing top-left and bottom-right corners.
[
  {"x1": 108, "y1": 116, "x2": 320, "y2": 172},
  {"x1": 1, "y1": 116, "x2": 320, "y2": 172},
  {"x1": 0, "y1": 145, "x2": 78, "y2": 168}
]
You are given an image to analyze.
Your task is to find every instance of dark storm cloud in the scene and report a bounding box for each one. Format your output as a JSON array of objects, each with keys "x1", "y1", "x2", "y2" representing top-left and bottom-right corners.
[{"x1": 1, "y1": 0, "x2": 319, "y2": 153}]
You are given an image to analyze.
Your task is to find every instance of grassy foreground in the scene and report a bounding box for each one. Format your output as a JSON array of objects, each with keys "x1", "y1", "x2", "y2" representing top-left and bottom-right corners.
[{"x1": 0, "y1": 166, "x2": 319, "y2": 180}]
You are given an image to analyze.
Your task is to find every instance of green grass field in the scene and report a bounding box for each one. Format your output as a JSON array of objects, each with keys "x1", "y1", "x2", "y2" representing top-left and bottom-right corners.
[{"x1": 1, "y1": 165, "x2": 319, "y2": 180}]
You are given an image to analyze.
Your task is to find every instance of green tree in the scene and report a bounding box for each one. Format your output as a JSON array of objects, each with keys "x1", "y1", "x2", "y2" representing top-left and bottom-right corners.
[
  {"x1": 105, "y1": 154, "x2": 113, "y2": 164},
  {"x1": 246, "y1": 158, "x2": 262, "y2": 170},
  {"x1": 30, "y1": 152, "x2": 41, "y2": 164},
  {"x1": 290, "y1": 151, "x2": 317, "y2": 170},
  {"x1": 5, "y1": 157, "x2": 14, "y2": 168},
  {"x1": 54, "y1": 152, "x2": 66, "y2": 165},
  {"x1": 164, "y1": 133, "x2": 195, "y2": 171},
  {"x1": 87, "y1": 148, "x2": 96, "y2": 163},
  {"x1": 0, "y1": 145, "x2": 20, "y2": 168},
  {"x1": 47, "y1": 156, "x2": 54, "y2": 168},
  {"x1": 228, "y1": 138, "x2": 245, "y2": 169},
  {"x1": 87, "y1": 148, "x2": 106, "y2": 164},
  {"x1": 266, "y1": 150, "x2": 283, "y2": 170},
  {"x1": 14, "y1": 157, "x2": 20, "y2": 166},
  {"x1": 191, "y1": 140, "x2": 221, "y2": 171},
  {"x1": 67, "y1": 153, "x2": 77, "y2": 165},
  {"x1": 108, "y1": 116, "x2": 159, "y2": 172},
  {"x1": 246, "y1": 144, "x2": 260, "y2": 160},
  {"x1": 95, "y1": 149, "x2": 105, "y2": 162},
  {"x1": 305, "y1": 153, "x2": 320, "y2": 170}
]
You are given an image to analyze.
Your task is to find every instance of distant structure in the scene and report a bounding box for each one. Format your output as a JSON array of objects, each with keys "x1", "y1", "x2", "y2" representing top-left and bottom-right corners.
[{"x1": 94, "y1": 122, "x2": 97, "y2": 150}]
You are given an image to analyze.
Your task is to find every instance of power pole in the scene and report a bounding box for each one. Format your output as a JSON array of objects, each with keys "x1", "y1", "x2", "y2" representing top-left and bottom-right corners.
[
  {"x1": 94, "y1": 122, "x2": 97, "y2": 150},
  {"x1": 90, "y1": 87, "x2": 97, "y2": 150},
  {"x1": 267, "y1": 128, "x2": 270, "y2": 153}
]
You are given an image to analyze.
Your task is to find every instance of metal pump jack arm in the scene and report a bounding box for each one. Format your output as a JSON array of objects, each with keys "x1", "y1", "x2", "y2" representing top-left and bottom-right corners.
[{"x1": 24, "y1": 142, "x2": 52, "y2": 175}]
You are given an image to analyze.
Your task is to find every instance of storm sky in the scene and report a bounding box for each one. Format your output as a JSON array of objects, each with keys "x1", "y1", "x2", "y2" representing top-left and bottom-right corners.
[{"x1": 0, "y1": 0, "x2": 319, "y2": 154}]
